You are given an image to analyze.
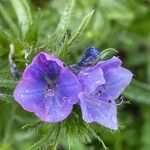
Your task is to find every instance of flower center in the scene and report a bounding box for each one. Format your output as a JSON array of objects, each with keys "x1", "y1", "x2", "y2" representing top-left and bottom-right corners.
[{"x1": 45, "y1": 89, "x2": 55, "y2": 97}]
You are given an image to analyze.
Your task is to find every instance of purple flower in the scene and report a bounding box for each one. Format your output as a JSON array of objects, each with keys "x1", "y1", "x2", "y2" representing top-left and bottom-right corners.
[
  {"x1": 13, "y1": 52, "x2": 81, "y2": 122},
  {"x1": 77, "y1": 55, "x2": 133, "y2": 130}
]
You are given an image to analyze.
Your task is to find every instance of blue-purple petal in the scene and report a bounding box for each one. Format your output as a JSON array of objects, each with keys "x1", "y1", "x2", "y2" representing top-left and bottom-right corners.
[
  {"x1": 35, "y1": 96, "x2": 73, "y2": 122},
  {"x1": 99, "y1": 66, "x2": 133, "y2": 100},
  {"x1": 13, "y1": 66, "x2": 47, "y2": 112},
  {"x1": 79, "y1": 93, "x2": 118, "y2": 130},
  {"x1": 13, "y1": 52, "x2": 82, "y2": 122},
  {"x1": 57, "y1": 68, "x2": 82, "y2": 104},
  {"x1": 97, "y1": 56, "x2": 122, "y2": 73},
  {"x1": 78, "y1": 66, "x2": 105, "y2": 94}
]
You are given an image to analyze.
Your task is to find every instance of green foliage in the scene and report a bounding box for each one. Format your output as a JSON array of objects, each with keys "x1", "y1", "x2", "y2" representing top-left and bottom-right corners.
[
  {"x1": 0, "y1": 79, "x2": 17, "y2": 89},
  {"x1": 60, "y1": 10, "x2": 94, "y2": 61},
  {"x1": 0, "y1": 3, "x2": 19, "y2": 37},
  {"x1": 0, "y1": 0, "x2": 149, "y2": 150},
  {"x1": 27, "y1": 108, "x2": 107, "y2": 150},
  {"x1": 66, "y1": 10, "x2": 94, "y2": 48},
  {"x1": 98, "y1": 48, "x2": 118, "y2": 60},
  {"x1": 41, "y1": 0, "x2": 75, "y2": 53},
  {"x1": 0, "y1": 93, "x2": 15, "y2": 104},
  {"x1": 24, "y1": 17, "x2": 40, "y2": 45},
  {"x1": 10, "y1": 0, "x2": 32, "y2": 39},
  {"x1": 123, "y1": 80, "x2": 150, "y2": 104}
]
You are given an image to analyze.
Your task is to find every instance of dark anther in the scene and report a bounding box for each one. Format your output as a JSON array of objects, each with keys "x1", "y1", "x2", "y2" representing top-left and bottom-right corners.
[{"x1": 108, "y1": 100, "x2": 112, "y2": 103}]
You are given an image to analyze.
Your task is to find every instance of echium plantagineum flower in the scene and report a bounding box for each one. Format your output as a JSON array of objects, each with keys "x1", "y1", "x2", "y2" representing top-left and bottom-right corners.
[
  {"x1": 13, "y1": 47, "x2": 133, "y2": 130},
  {"x1": 13, "y1": 52, "x2": 81, "y2": 122},
  {"x1": 71, "y1": 47, "x2": 133, "y2": 130}
]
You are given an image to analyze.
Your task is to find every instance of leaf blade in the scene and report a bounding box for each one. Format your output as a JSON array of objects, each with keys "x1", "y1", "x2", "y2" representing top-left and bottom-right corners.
[
  {"x1": 123, "y1": 79, "x2": 150, "y2": 104},
  {"x1": 10, "y1": 0, "x2": 32, "y2": 39}
]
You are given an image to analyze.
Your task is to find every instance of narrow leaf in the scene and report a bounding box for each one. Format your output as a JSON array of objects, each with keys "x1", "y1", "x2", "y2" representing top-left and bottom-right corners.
[
  {"x1": 0, "y1": 4, "x2": 19, "y2": 36},
  {"x1": 86, "y1": 125, "x2": 108, "y2": 150},
  {"x1": 66, "y1": 10, "x2": 94, "y2": 48},
  {"x1": 141, "y1": 112, "x2": 150, "y2": 150},
  {"x1": 148, "y1": 50, "x2": 150, "y2": 83},
  {"x1": 99, "y1": 48, "x2": 118, "y2": 60},
  {"x1": 0, "y1": 79, "x2": 18, "y2": 89},
  {"x1": 25, "y1": 17, "x2": 40, "y2": 45},
  {"x1": 0, "y1": 93, "x2": 15, "y2": 104},
  {"x1": 0, "y1": 27, "x2": 12, "y2": 46},
  {"x1": 10, "y1": 0, "x2": 32, "y2": 39},
  {"x1": 30, "y1": 125, "x2": 56, "y2": 150},
  {"x1": 123, "y1": 79, "x2": 150, "y2": 104},
  {"x1": 44, "y1": 0, "x2": 75, "y2": 54}
]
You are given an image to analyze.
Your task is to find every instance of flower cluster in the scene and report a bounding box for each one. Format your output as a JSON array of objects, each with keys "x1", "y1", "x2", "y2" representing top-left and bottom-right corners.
[{"x1": 14, "y1": 47, "x2": 133, "y2": 130}]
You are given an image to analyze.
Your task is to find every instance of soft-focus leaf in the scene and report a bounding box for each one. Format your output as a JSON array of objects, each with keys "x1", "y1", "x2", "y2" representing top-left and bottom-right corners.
[
  {"x1": 0, "y1": 27, "x2": 12, "y2": 46},
  {"x1": 0, "y1": 79, "x2": 18, "y2": 89},
  {"x1": 0, "y1": 93, "x2": 15, "y2": 104},
  {"x1": 43, "y1": 0, "x2": 75, "y2": 54},
  {"x1": 123, "y1": 80, "x2": 150, "y2": 104},
  {"x1": 141, "y1": 111, "x2": 150, "y2": 150},
  {"x1": 10, "y1": 0, "x2": 32, "y2": 39},
  {"x1": 99, "y1": 48, "x2": 118, "y2": 60},
  {"x1": 0, "y1": 3, "x2": 19, "y2": 37},
  {"x1": 66, "y1": 10, "x2": 94, "y2": 48},
  {"x1": 25, "y1": 17, "x2": 40, "y2": 45}
]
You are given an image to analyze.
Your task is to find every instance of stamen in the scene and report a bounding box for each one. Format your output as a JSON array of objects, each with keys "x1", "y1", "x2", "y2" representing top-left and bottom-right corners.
[
  {"x1": 108, "y1": 100, "x2": 112, "y2": 103},
  {"x1": 45, "y1": 89, "x2": 55, "y2": 97}
]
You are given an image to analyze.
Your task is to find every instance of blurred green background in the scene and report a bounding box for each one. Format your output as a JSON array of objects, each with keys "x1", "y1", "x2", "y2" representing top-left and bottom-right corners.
[{"x1": 0, "y1": 0, "x2": 150, "y2": 150}]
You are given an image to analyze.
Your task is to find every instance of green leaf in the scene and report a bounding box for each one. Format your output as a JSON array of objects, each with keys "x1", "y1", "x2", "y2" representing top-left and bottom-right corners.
[
  {"x1": 123, "y1": 79, "x2": 150, "y2": 104},
  {"x1": 0, "y1": 4, "x2": 19, "y2": 37},
  {"x1": 2, "y1": 105, "x2": 16, "y2": 144},
  {"x1": 148, "y1": 50, "x2": 150, "y2": 83},
  {"x1": 0, "y1": 27, "x2": 28, "y2": 49},
  {"x1": 0, "y1": 93, "x2": 15, "y2": 104},
  {"x1": 0, "y1": 27, "x2": 12, "y2": 46},
  {"x1": 30, "y1": 124, "x2": 58, "y2": 150},
  {"x1": 63, "y1": 111, "x2": 91, "y2": 146},
  {"x1": 141, "y1": 111, "x2": 150, "y2": 150},
  {"x1": 98, "y1": 48, "x2": 118, "y2": 60},
  {"x1": 66, "y1": 10, "x2": 94, "y2": 48},
  {"x1": 25, "y1": 16, "x2": 40, "y2": 45},
  {"x1": 10, "y1": 0, "x2": 32, "y2": 39},
  {"x1": 86, "y1": 124, "x2": 108, "y2": 150},
  {"x1": 51, "y1": 124, "x2": 61, "y2": 150},
  {"x1": 43, "y1": 0, "x2": 75, "y2": 55},
  {"x1": 100, "y1": 0, "x2": 134, "y2": 23},
  {"x1": 0, "y1": 79, "x2": 18, "y2": 89},
  {"x1": 21, "y1": 121, "x2": 42, "y2": 132}
]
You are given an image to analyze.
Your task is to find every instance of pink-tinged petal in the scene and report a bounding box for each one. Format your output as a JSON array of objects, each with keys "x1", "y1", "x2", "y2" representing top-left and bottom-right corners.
[
  {"x1": 99, "y1": 66, "x2": 133, "y2": 100},
  {"x1": 35, "y1": 96, "x2": 73, "y2": 122},
  {"x1": 79, "y1": 93, "x2": 118, "y2": 130},
  {"x1": 97, "y1": 56, "x2": 122, "y2": 73},
  {"x1": 13, "y1": 66, "x2": 47, "y2": 112},
  {"x1": 78, "y1": 66, "x2": 105, "y2": 94},
  {"x1": 57, "y1": 68, "x2": 82, "y2": 104}
]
